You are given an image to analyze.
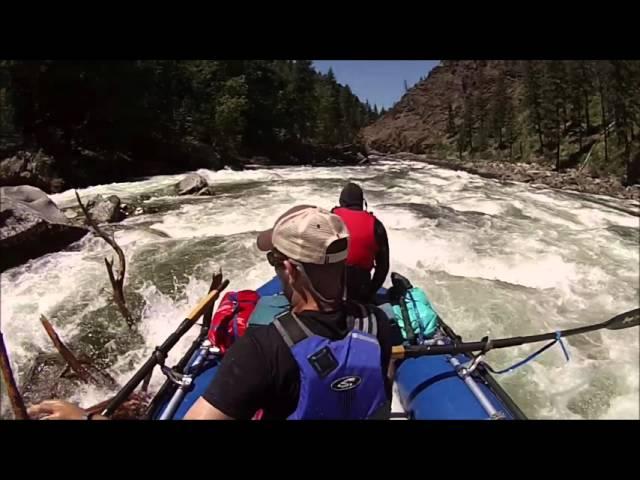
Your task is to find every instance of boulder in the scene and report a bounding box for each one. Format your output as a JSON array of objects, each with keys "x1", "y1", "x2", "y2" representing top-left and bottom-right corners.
[
  {"x1": 86, "y1": 194, "x2": 125, "y2": 223},
  {"x1": 0, "y1": 186, "x2": 88, "y2": 272},
  {"x1": 176, "y1": 173, "x2": 208, "y2": 196},
  {"x1": 0, "y1": 150, "x2": 65, "y2": 193}
]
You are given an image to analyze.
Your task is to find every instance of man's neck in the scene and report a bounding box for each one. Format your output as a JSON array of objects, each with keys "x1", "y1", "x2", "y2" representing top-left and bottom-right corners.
[{"x1": 291, "y1": 292, "x2": 339, "y2": 314}]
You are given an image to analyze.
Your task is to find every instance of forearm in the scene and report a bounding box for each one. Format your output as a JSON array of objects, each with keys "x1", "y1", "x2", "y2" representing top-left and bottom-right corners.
[
  {"x1": 371, "y1": 219, "x2": 390, "y2": 293},
  {"x1": 184, "y1": 396, "x2": 234, "y2": 420},
  {"x1": 371, "y1": 256, "x2": 389, "y2": 292}
]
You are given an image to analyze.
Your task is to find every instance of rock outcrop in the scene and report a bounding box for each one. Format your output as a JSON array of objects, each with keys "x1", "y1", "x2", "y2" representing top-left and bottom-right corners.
[{"x1": 0, "y1": 186, "x2": 88, "y2": 272}]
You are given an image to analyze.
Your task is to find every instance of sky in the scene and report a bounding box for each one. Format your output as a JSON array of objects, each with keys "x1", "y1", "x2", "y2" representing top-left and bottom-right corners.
[{"x1": 313, "y1": 60, "x2": 440, "y2": 110}]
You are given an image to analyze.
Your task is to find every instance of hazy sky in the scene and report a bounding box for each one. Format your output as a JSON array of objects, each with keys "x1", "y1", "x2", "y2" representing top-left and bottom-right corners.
[{"x1": 313, "y1": 60, "x2": 440, "y2": 110}]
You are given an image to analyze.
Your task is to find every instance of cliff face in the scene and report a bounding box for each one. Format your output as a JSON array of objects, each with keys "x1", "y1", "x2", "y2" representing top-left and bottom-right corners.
[
  {"x1": 362, "y1": 59, "x2": 640, "y2": 185},
  {"x1": 361, "y1": 60, "x2": 523, "y2": 153}
]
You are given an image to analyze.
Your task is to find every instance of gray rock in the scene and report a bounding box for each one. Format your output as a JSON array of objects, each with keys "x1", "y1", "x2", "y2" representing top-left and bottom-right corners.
[
  {"x1": 176, "y1": 173, "x2": 208, "y2": 196},
  {"x1": 0, "y1": 185, "x2": 69, "y2": 224},
  {"x1": 86, "y1": 194, "x2": 125, "y2": 223},
  {"x1": 0, "y1": 186, "x2": 88, "y2": 272}
]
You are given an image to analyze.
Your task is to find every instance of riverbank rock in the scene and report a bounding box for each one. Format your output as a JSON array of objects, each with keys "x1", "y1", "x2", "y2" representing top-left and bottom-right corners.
[
  {"x1": 86, "y1": 194, "x2": 126, "y2": 223},
  {"x1": 0, "y1": 150, "x2": 66, "y2": 193},
  {"x1": 0, "y1": 186, "x2": 88, "y2": 272},
  {"x1": 382, "y1": 152, "x2": 639, "y2": 201},
  {"x1": 176, "y1": 173, "x2": 208, "y2": 196}
]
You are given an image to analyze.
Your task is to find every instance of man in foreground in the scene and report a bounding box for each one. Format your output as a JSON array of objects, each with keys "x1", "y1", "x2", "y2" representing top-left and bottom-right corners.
[
  {"x1": 185, "y1": 205, "x2": 393, "y2": 419},
  {"x1": 28, "y1": 206, "x2": 393, "y2": 420}
]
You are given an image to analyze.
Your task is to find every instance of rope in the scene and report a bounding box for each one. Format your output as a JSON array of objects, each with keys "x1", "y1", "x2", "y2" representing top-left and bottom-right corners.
[{"x1": 484, "y1": 332, "x2": 570, "y2": 375}]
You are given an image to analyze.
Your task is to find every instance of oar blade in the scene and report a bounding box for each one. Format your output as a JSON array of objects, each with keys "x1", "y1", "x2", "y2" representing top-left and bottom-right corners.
[{"x1": 605, "y1": 308, "x2": 640, "y2": 330}]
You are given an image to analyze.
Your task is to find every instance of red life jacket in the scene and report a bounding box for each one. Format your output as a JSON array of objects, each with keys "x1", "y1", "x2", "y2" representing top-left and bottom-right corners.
[
  {"x1": 207, "y1": 290, "x2": 260, "y2": 354},
  {"x1": 333, "y1": 207, "x2": 378, "y2": 271}
]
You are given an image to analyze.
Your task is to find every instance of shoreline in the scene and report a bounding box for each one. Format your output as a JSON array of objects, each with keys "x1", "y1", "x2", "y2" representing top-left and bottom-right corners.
[{"x1": 375, "y1": 152, "x2": 640, "y2": 205}]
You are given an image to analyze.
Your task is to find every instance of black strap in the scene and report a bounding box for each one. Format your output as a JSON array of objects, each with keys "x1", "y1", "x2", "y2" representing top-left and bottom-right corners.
[
  {"x1": 273, "y1": 311, "x2": 310, "y2": 347},
  {"x1": 399, "y1": 297, "x2": 416, "y2": 344},
  {"x1": 274, "y1": 305, "x2": 379, "y2": 348}
]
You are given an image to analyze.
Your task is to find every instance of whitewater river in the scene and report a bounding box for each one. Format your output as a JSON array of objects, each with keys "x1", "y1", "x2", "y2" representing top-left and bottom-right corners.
[{"x1": 1, "y1": 158, "x2": 638, "y2": 419}]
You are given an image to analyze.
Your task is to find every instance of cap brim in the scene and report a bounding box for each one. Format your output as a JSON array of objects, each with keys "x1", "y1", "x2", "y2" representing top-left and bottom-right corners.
[{"x1": 256, "y1": 228, "x2": 274, "y2": 252}]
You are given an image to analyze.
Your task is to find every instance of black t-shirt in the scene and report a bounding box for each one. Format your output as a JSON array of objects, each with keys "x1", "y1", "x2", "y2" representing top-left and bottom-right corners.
[{"x1": 203, "y1": 302, "x2": 394, "y2": 420}]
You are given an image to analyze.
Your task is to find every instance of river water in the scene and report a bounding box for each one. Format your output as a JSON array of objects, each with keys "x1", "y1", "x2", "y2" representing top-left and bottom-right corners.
[{"x1": 1, "y1": 158, "x2": 638, "y2": 419}]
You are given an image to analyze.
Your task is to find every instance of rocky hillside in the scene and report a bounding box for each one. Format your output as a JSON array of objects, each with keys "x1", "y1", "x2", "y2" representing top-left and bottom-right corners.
[{"x1": 361, "y1": 60, "x2": 640, "y2": 185}]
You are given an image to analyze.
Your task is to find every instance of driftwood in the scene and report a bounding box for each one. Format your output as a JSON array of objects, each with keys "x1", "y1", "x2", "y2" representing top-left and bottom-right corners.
[
  {"x1": 75, "y1": 190, "x2": 135, "y2": 328},
  {"x1": 0, "y1": 331, "x2": 28, "y2": 419},
  {"x1": 39, "y1": 315, "x2": 99, "y2": 384}
]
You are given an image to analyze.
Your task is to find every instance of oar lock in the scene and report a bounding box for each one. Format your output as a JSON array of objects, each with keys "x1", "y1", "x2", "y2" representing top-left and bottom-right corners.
[
  {"x1": 458, "y1": 336, "x2": 493, "y2": 378},
  {"x1": 155, "y1": 339, "x2": 223, "y2": 389}
]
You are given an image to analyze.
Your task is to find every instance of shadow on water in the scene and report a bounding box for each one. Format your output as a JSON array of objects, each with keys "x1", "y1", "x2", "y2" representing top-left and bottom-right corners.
[
  {"x1": 383, "y1": 202, "x2": 493, "y2": 229},
  {"x1": 606, "y1": 225, "x2": 640, "y2": 244}
]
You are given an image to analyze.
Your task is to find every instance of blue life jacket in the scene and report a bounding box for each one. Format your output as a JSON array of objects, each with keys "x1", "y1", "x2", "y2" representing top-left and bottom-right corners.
[{"x1": 273, "y1": 305, "x2": 389, "y2": 420}]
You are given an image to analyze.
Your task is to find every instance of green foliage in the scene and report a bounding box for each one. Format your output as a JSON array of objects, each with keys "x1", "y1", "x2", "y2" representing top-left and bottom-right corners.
[
  {"x1": 0, "y1": 60, "x2": 377, "y2": 167},
  {"x1": 448, "y1": 60, "x2": 640, "y2": 183},
  {"x1": 214, "y1": 76, "x2": 249, "y2": 148}
]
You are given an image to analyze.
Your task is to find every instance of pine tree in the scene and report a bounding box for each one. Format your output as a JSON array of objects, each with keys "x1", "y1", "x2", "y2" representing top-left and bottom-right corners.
[
  {"x1": 288, "y1": 60, "x2": 317, "y2": 141},
  {"x1": 542, "y1": 61, "x2": 568, "y2": 169},
  {"x1": 446, "y1": 103, "x2": 456, "y2": 138},
  {"x1": 504, "y1": 95, "x2": 517, "y2": 160},
  {"x1": 594, "y1": 61, "x2": 611, "y2": 164},
  {"x1": 491, "y1": 72, "x2": 507, "y2": 147},
  {"x1": 579, "y1": 61, "x2": 593, "y2": 131},
  {"x1": 461, "y1": 94, "x2": 474, "y2": 152},
  {"x1": 214, "y1": 75, "x2": 249, "y2": 149},
  {"x1": 473, "y1": 68, "x2": 490, "y2": 151},
  {"x1": 524, "y1": 62, "x2": 545, "y2": 153}
]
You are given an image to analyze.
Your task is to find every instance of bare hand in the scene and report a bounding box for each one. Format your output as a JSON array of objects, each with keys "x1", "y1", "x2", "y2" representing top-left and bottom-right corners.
[{"x1": 28, "y1": 400, "x2": 88, "y2": 420}]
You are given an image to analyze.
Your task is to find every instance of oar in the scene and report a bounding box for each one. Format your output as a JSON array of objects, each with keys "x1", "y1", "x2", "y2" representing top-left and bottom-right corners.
[
  {"x1": 101, "y1": 278, "x2": 229, "y2": 417},
  {"x1": 0, "y1": 331, "x2": 28, "y2": 419},
  {"x1": 392, "y1": 308, "x2": 640, "y2": 360}
]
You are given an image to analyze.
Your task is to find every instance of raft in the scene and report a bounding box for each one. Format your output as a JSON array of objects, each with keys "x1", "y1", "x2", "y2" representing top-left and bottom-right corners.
[{"x1": 146, "y1": 274, "x2": 527, "y2": 420}]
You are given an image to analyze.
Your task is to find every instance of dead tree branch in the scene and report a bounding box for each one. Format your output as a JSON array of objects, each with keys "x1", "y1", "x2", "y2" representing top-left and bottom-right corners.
[
  {"x1": 40, "y1": 315, "x2": 98, "y2": 384},
  {"x1": 0, "y1": 331, "x2": 28, "y2": 419},
  {"x1": 75, "y1": 190, "x2": 135, "y2": 328}
]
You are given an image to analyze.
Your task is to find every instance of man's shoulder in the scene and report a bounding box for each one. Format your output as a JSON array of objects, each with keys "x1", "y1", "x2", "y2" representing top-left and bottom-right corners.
[{"x1": 245, "y1": 323, "x2": 287, "y2": 350}]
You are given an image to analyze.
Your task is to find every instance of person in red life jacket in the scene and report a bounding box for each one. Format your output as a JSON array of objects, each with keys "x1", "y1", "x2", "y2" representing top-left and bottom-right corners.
[
  {"x1": 332, "y1": 182, "x2": 390, "y2": 304},
  {"x1": 184, "y1": 205, "x2": 394, "y2": 420}
]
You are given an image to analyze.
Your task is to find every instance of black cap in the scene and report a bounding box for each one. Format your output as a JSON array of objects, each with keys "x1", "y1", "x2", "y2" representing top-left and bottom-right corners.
[{"x1": 339, "y1": 182, "x2": 364, "y2": 209}]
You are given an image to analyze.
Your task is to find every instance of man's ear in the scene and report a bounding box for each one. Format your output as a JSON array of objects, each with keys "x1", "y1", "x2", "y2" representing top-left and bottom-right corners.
[{"x1": 283, "y1": 260, "x2": 298, "y2": 282}]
